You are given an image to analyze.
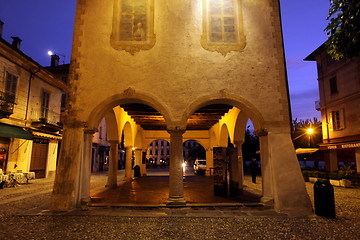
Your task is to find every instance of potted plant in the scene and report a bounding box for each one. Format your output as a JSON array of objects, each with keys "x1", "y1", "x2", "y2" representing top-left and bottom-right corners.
[{"x1": 339, "y1": 165, "x2": 354, "y2": 188}]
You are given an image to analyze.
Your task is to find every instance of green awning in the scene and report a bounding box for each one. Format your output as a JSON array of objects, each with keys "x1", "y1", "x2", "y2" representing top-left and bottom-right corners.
[{"x1": 0, "y1": 123, "x2": 33, "y2": 140}]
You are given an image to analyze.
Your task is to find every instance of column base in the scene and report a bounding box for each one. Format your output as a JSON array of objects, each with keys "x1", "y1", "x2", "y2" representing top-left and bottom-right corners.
[
  {"x1": 123, "y1": 176, "x2": 133, "y2": 181},
  {"x1": 105, "y1": 183, "x2": 117, "y2": 189},
  {"x1": 166, "y1": 196, "x2": 186, "y2": 206},
  {"x1": 261, "y1": 196, "x2": 274, "y2": 205},
  {"x1": 80, "y1": 197, "x2": 91, "y2": 211}
]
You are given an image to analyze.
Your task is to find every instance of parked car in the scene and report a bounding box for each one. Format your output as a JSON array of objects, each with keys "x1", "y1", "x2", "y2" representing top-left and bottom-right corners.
[{"x1": 194, "y1": 159, "x2": 206, "y2": 175}]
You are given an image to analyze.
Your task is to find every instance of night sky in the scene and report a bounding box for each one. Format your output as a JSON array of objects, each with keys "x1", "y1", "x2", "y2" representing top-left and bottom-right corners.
[{"x1": 0, "y1": 0, "x2": 330, "y2": 121}]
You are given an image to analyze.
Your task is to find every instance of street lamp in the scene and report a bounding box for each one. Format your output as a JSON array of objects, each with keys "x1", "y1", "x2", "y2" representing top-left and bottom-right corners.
[{"x1": 307, "y1": 128, "x2": 314, "y2": 147}]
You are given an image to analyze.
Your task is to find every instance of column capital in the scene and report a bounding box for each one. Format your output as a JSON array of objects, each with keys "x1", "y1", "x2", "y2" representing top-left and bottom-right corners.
[
  {"x1": 254, "y1": 128, "x2": 268, "y2": 137},
  {"x1": 233, "y1": 140, "x2": 244, "y2": 147},
  {"x1": 167, "y1": 128, "x2": 186, "y2": 135},
  {"x1": 84, "y1": 127, "x2": 97, "y2": 134},
  {"x1": 108, "y1": 140, "x2": 119, "y2": 145}
]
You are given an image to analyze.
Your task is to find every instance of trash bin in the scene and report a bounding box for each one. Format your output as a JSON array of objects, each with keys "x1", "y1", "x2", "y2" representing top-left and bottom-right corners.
[
  {"x1": 134, "y1": 165, "x2": 141, "y2": 178},
  {"x1": 314, "y1": 179, "x2": 335, "y2": 218}
]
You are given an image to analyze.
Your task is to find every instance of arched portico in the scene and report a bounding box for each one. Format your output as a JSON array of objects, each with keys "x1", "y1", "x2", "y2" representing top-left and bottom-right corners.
[{"x1": 180, "y1": 94, "x2": 312, "y2": 214}]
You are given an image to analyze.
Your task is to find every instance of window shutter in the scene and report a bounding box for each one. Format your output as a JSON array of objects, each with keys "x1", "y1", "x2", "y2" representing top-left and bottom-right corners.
[
  {"x1": 328, "y1": 111, "x2": 333, "y2": 131},
  {"x1": 339, "y1": 108, "x2": 345, "y2": 129}
]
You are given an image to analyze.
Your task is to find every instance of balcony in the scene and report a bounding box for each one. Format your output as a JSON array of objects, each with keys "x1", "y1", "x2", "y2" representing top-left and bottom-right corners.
[
  {"x1": 0, "y1": 91, "x2": 16, "y2": 118},
  {"x1": 30, "y1": 108, "x2": 62, "y2": 133}
]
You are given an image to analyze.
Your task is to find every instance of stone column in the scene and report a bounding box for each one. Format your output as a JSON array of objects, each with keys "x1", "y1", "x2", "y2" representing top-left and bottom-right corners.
[
  {"x1": 76, "y1": 129, "x2": 95, "y2": 208},
  {"x1": 124, "y1": 146, "x2": 133, "y2": 180},
  {"x1": 50, "y1": 125, "x2": 84, "y2": 211},
  {"x1": 106, "y1": 140, "x2": 119, "y2": 188},
  {"x1": 234, "y1": 141, "x2": 244, "y2": 191},
  {"x1": 356, "y1": 148, "x2": 360, "y2": 173},
  {"x1": 254, "y1": 129, "x2": 273, "y2": 202},
  {"x1": 167, "y1": 129, "x2": 186, "y2": 205},
  {"x1": 141, "y1": 150, "x2": 147, "y2": 176},
  {"x1": 134, "y1": 149, "x2": 142, "y2": 166},
  {"x1": 205, "y1": 148, "x2": 213, "y2": 176},
  {"x1": 329, "y1": 149, "x2": 338, "y2": 172},
  {"x1": 266, "y1": 129, "x2": 312, "y2": 214}
]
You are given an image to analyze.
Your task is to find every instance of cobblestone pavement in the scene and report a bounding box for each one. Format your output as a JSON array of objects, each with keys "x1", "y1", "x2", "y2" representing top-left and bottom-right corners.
[{"x1": 0, "y1": 170, "x2": 359, "y2": 239}]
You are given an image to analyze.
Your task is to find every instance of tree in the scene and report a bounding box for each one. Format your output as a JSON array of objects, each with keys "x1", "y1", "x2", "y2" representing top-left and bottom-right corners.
[
  {"x1": 242, "y1": 127, "x2": 259, "y2": 162},
  {"x1": 324, "y1": 0, "x2": 360, "y2": 60}
]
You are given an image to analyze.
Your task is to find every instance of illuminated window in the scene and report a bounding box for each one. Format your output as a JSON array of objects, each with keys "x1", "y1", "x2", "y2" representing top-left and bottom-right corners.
[
  {"x1": 202, "y1": 0, "x2": 246, "y2": 55},
  {"x1": 111, "y1": 0, "x2": 155, "y2": 54}
]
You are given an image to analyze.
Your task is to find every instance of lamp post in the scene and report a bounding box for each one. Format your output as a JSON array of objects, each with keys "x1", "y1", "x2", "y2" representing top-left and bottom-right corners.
[{"x1": 307, "y1": 128, "x2": 314, "y2": 148}]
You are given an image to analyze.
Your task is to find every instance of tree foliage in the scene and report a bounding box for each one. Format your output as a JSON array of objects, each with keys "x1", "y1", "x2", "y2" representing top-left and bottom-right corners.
[
  {"x1": 242, "y1": 127, "x2": 259, "y2": 161},
  {"x1": 291, "y1": 118, "x2": 322, "y2": 149},
  {"x1": 325, "y1": 0, "x2": 360, "y2": 60}
]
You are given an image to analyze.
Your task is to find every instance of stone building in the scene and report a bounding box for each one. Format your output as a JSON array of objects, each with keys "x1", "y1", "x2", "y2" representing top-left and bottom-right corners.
[
  {"x1": 51, "y1": 0, "x2": 312, "y2": 214},
  {"x1": 146, "y1": 139, "x2": 170, "y2": 167},
  {"x1": 0, "y1": 22, "x2": 66, "y2": 178},
  {"x1": 305, "y1": 44, "x2": 360, "y2": 173}
]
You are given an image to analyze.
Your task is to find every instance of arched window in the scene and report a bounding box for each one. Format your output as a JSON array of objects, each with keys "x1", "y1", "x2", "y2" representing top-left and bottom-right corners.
[
  {"x1": 201, "y1": 0, "x2": 246, "y2": 55},
  {"x1": 111, "y1": 0, "x2": 155, "y2": 54}
]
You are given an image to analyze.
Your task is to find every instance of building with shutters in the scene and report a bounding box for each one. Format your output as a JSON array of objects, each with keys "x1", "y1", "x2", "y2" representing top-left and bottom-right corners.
[
  {"x1": 305, "y1": 44, "x2": 360, "y2": 173},
  {"x1": 0, "y1": 21, "x2": 66, "y2": 178}
]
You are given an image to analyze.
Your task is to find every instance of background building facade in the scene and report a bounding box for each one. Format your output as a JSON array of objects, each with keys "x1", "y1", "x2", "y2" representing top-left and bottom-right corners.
[{"x1": 306, "y1": 44, "x2": 360, "y2": 173}]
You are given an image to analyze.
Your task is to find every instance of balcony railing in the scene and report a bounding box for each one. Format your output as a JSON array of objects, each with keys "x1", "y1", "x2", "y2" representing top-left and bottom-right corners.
[{"x1": 0, "y1": 91, "x2": 16, "y2": 118}]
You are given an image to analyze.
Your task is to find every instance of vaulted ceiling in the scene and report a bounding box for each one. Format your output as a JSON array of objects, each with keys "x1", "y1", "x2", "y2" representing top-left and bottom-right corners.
[{"x1": 120, "y1": 103, "x2": 233, "y2": 130}]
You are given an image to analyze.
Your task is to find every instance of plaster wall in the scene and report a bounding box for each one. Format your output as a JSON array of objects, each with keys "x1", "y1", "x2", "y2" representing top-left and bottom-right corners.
[
  {"x1": 46, "y1": 140, "x2": 58, "y2": 177},
  {"x1": 68, "y1": 0, "x2": 290, "y2": 130},
  {"x1": 7, "y1": 139, "x2": 32, "y2": 173}
]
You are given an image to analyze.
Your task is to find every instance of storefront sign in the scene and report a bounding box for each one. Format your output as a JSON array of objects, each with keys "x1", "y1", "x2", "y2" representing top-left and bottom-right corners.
[
  {"x1": 320, "y1": 142, "x2": 360, "y2": 150},
  {"x1": 33, "y1": 138, "x2": 49, "y2": 144}
]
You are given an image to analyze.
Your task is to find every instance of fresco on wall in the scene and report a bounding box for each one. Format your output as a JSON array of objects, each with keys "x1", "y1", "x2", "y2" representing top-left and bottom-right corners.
[
  {"x1": 112, "y1": 0, "x2": 155, "y2": 54},
  {"x1": 120, "y1": 0, "x2": 147, "y2": 41}
]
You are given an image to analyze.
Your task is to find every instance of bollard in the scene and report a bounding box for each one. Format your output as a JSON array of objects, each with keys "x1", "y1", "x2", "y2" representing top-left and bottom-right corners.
[
  {"x1": 314, "y1": 179, "x2": 336, "y2": 218},
  {"x1": 134, "y1": 165, "x2": 141, "y2": 178}
]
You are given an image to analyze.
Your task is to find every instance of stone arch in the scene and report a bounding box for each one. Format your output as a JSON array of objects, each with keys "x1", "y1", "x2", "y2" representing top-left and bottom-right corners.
[
  {"x1": 86, "y1": 90, "x2": 172, "y2": 130},
  {"x1": 219, "y1": 123, "x2": 230, "y2": 147},
  {"x1": 122, "y1": 121, "x2": 133, "y2": 147},
  {"x1": 181, "y1": 92, "x2": 264, "y2": 131},
  {"x1": 210, "y1": 130, "x2": 217, "y2": 148},
  {"x1": 104, "y1": 109, "x2": 119, "y2": 142},
  {"x1": 182, "y1": 138, "x2": 207, "y2": 150},
  {"x1": 233, "y1": 112, "x2": 250, "y2": 144},
  {"x1": 134, "y1": 130, "x2": 143, "y2": 149}
]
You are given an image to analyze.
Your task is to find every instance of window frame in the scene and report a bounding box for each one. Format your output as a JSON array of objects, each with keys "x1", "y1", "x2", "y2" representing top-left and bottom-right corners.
[
  {"x1": 201, "y1": 0, "x2": 246, "y2": 55},
  {"x1": 329, "y1": 76, "x2": 338, "y2": 95},
  {"x1": 41, "y1": 90, "x2": 50, "y2": 120},
  {"x1": 4, "y1": 71, "x2": 18, "y2": 103},
  {"x1": 329, "y1": 109, "x2": 345, "y2": 131}
]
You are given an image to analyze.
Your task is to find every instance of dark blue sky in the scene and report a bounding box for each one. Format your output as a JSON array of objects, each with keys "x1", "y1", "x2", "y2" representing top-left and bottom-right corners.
[{"x1": 0, "y1": 0, "x2": 330, "y2": 120}]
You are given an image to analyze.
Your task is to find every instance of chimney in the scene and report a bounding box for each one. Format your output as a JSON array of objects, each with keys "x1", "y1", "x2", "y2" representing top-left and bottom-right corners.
[
  {"x1": 51, "y1": 54, "x2": 60, "y2": 67},
  {"x1": 0, "y1": 21, "x2": 3, "y2": 38},
  {"x1": 11, "y1": 36, "x2": 22, "y2": 49}
]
